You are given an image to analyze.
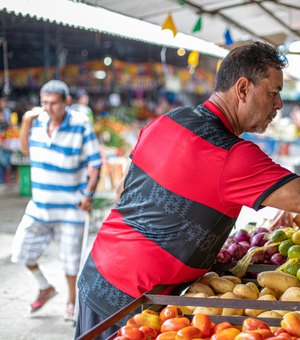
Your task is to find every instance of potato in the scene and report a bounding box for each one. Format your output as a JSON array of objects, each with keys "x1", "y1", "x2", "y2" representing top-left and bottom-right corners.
[
  {"x1": 209, "y1": 278, "x2": 235, "y2": 294},
  {"x1": 182, "y1": 292, "x2": 209, "y2": 312},
  {"x1": 246, "y1": 282, "x2": 260, "y2": 297},
  {"x1": 198, "y1": 272, "x2": 219, "y2": 285},
  {"x1": 280, "y1": 287, "x2": 300, "y2": 301},
  {"x1": 273, "y1": 310, "x2": 292, "y2": 317},
  {"x1": 233, "y1": 284, "x2": 258, "y2": 300},
  {"x1": 244, "y1": 294, "x2": 277, "y2": 317},
  {"x1": 259, "y1": 287, "x2": 281, "y2": 299},
  {"x1": 220, "y1": 275, "x2": 242, "y2": 285},
  {"x1": 257, "y1": 311, "x2": 282, "y2": 318},
  {"x1": 192, "y1": 296, "x2": 222, "y2": 316},
  {"x1": 257, "y1": 271, "x2": 300, "y2": 294},
  {"x1": 187, "y1": 282, "x2": 214, "y2": 296},
  {"x1": 220, "y1": 292, "x2": 244, "y2": 316}
]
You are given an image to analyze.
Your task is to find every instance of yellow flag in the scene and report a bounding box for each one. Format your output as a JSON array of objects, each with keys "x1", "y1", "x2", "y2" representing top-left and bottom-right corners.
[
  {"x1": 216, "y1": 59, "x2": 222, "y2": 72},
  {"x1": 188, "y1": 50, "x2": 199, "y2": 67},
  {"x1": 162, "y1": 13, "x2": 177, "y2": 37}
]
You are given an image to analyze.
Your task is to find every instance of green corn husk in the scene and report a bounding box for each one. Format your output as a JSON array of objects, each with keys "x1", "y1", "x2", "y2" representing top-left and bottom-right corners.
[{"x1": 230, "y1": 242, "x2": 280, "y2": 277}]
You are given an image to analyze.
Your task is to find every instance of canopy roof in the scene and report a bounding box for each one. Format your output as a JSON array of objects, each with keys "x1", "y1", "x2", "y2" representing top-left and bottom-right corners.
[{"x1": 83, "y1": 0, "x2": 300, "y2": 49}]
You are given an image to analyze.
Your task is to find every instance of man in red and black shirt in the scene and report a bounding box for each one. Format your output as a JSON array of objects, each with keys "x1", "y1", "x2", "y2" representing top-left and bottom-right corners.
[{"x1": 75, "y1": 42, "x2": 299, "y2": 339}]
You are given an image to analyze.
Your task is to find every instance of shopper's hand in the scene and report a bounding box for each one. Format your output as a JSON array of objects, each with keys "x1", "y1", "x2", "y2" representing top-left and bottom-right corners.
[{"x1": 78, "y1": 196, "x2": 92, "y2": 212}]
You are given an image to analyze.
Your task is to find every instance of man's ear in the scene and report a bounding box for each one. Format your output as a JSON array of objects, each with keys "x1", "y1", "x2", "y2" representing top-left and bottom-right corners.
[
  {"x1": 236, "y1": 77, "x2": 250, "y2": 102},
  {"x1": 66, "y1": 95, "x2": 72, "y2": 106}
]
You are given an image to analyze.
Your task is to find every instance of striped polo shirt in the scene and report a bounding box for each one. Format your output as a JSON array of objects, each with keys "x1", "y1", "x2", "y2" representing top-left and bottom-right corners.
[
  {"x1": 24, "y1": 107, "x2": 101, "y2": 225},
  {"x1": 80, "y1": 101, "x2": 297, "y2": 308}
]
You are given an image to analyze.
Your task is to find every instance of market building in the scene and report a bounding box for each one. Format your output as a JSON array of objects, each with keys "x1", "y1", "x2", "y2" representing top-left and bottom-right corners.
[{"x1": 1, "y1": 1, "x2": 300, "y2": 339}]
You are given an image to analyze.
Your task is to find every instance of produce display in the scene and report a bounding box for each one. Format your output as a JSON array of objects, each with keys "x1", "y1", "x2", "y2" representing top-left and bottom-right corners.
[
  {"x1": 216, "y1": 222, "x2": 300, "y2": 280},
  {"x1": 87, "y1": 215, "x2": 300, "y2": 339},
  {"x1": 114, "y1": 308, "x2": 300, "y2": 339},
  {"x1": 178, "y1": 270, "x2": 299, "y2": 318}
]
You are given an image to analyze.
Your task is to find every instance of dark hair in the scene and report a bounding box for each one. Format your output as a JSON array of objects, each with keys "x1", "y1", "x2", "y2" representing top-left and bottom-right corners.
[
  {"x1": 40, "y1": 80, "x2": 70, "y2": 100},
  {"x1": 215, "y1": 41, "x2": 288, "y2": 92}
]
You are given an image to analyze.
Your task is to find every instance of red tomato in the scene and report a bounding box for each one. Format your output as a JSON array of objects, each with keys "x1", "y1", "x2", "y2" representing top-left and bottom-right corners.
[
  {"x1": 263, "y1": 337, "x2": 292, "y2": 340},
  {"x1": 161, "y1": 317, "x2": 190, "y2": 333},
  {"x1": 156, "y1": 331, "x2": 178, "y2": 340},
  {"x1": 215, "y1": 322, "x2": 234, "y2": 334},
  {"x1": 281, "y1": 312, "x2": 300, "y2": 337},
  {"x1": 159, "y1": 306, "x2": 182, "y2": 322},
  {"x1": 242, "y1": 318, "x2": 271, "y2": 332},
  {"x1": 234, "y1": 331, "x2": 263, "y2": 340},
  {"x1": 191, "y1": 313, "x2": 213, "y2": 338},
  {"x1": 274, "y1": 328, "x2": 289, "y2": 336},
  {"x1": 117, "y1": 325, "x2": 146, "y2": 339},
  {"x1": 211, "y1": 327, "x2": 240, "y2": 340},
  {"x1": 139, "y1": 326, "x2": 158, "y2": 340},
  {"x1": 175, "y1": 326, "x2": 203, "y2": 340},
  {"x1": 253, "y1": 329, "x2": 274, "y2": 339}
]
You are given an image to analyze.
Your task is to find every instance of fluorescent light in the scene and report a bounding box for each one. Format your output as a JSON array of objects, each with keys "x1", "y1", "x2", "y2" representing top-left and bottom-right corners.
[
  {"x1": 93, "y1": 70, "x2": 106, "y2": 80},
  {"x1": 285, "y1": 54, "x2": 300, "y2": 80},
  {"x1": 289, "y1": 40, "x2": 300, "y2": 53},
  {"x1": 0, "y1": 0, "x2": 228, "y2": 58}
]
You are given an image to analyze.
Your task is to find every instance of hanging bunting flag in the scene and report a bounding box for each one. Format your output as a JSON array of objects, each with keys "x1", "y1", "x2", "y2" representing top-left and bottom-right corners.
[
  {"x1": 188, "y1": 50, "x2": 199, "y2": 66},
  {"x1": 188, "y1": 50, "x2": 199, "y2": 73},
  {"x1": 224, "y1": 28, "x2": 234, "y2": 46},
  {"x1": 192, "y1": 16, "x2": 202, "y2": 33},
  {"x1": 216, "y1": 59, "x2": 222, "y2": 72},
  {"x1": 162, "y1": 13, "x2": 177, "y2": 37}
]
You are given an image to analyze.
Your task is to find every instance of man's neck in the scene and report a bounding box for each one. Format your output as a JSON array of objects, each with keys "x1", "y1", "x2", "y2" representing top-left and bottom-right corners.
[{"x1": 209, "y1": 92, "x2": 242, "y2": 135}]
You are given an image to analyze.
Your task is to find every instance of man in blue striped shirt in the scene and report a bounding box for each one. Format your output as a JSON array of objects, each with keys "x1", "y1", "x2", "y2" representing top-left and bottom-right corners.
[{"x1": 11, "y1": 80, "x2": 101, "y2": 320}]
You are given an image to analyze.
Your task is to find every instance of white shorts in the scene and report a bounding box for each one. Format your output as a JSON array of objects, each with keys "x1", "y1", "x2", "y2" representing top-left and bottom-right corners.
[{"x1": 11, "y1": 214, "x2": 84, "y2": 276}]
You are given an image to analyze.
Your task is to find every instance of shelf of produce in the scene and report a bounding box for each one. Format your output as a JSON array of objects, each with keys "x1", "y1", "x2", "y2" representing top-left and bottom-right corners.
[{"x1": 78, "y1": 286, "x2": 300, "y2": 340}]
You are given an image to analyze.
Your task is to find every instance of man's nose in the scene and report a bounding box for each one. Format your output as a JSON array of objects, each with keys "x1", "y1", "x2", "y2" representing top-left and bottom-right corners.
[{"x1": 274, "y1": 94, "x2": 283, "y2": 110}]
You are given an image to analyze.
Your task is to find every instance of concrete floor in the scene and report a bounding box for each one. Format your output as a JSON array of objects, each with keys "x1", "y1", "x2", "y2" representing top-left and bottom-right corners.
[{"x1": 0, "y1": 184, "x2": 98, "y2": 340}]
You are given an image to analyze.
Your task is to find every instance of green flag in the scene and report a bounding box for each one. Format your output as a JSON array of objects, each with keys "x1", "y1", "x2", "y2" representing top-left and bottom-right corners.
[{"x1": 192, "y1": 16, "x2": 202, "y2": 33}]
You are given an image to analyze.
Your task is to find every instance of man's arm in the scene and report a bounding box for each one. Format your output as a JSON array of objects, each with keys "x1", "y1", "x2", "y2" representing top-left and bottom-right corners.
[
  {"x1": 78, "y1": 167, "x2": 101, "y2": 212},
  {"x1": 20, "y1": 109, "x2": 40, "y2": 154},
  {"x1": 262, "y1": 177, "x2": 300, "y2": 213}
]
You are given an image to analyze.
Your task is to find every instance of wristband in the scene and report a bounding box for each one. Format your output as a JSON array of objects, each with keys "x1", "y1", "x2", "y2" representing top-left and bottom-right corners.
[{"x1": 81, "y1": 189, "x2": 94, "y2": 200}]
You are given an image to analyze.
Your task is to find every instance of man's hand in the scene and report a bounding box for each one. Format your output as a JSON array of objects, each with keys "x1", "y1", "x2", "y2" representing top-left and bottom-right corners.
[
  {"x1": 20, "y1": 108, "x2": 42, "y2": 154},
  {"x1": 78, "y1": 196, "x2": 92, "y2": 212}
]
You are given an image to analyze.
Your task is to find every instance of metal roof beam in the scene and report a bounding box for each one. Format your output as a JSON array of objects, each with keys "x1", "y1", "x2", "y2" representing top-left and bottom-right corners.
[
  {"x1": 179, "y1": 0, "x2": 274, "y2": 44},
  {"x1": 253, "y1": 0, "x2": 300, "y2": 39}
]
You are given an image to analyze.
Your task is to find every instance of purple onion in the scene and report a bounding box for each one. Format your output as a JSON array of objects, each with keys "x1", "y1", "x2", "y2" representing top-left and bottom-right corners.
[
  {"x1": 248, "y1": 246, "x2": 265, "y2": 264},
  {"x1": 228, "y1": 242, "x2": 248, "y2": 260},
  {"x1": 263, "y1": 241, "x2": 279, "y2": 259},
  {"x1": 216, "y1": 249, "x2": 232, "y2": 264},
  {"x1": 234, "y1": 229, "x2": 250, "y2": 243},
  {"x1": 239, "y1": 241, "x2": 251, "y2": 250},
  {"x1": 270, "y1": 253, "x2": 286, "y2": 265},
  {"x1": 225, "y1": 236, "x2": 235, "y2": 247},
  {"x1": 250, "y1": 232, "x2": 268, "y2": 247}
]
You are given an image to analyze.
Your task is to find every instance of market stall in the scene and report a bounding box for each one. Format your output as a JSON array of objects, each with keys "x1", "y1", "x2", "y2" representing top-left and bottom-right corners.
[{"x1": 78, "y1": 218, "x2": 300, "y2": 339}]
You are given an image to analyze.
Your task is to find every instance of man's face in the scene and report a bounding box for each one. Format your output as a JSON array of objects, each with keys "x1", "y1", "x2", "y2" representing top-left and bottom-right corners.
[
  {"x1": 244, "y1": 67, "x2": 283, "y2": 134},
  {"x1": 40, "y1": 93, "x2": 67, "y2": 121}
]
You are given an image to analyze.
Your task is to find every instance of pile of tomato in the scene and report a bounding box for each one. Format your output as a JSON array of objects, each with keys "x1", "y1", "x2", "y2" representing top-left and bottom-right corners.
[{"x1": 114, "y1": 306, "x2": 300, "y2": 339}]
